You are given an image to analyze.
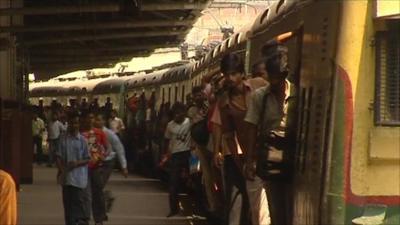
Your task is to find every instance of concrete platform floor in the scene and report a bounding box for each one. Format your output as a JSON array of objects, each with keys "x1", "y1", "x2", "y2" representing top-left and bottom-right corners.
[{"x1": 18, "y1": 166, "x2": 206, "y2": 225}]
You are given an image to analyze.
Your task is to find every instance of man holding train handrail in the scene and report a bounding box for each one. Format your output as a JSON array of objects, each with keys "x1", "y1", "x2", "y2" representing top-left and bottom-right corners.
[{"x1": 243, "y1": 39, "x2": 290, "y2": 225}]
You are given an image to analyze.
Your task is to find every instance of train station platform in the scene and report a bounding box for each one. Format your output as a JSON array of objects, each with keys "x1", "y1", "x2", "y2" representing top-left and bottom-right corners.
[{"x1": 18, "y1": 166, "x2": 207, "y2": 225}]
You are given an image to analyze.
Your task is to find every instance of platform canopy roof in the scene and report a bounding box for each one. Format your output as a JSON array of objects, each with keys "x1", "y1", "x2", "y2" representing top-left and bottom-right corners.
[{"x1": 0, "y1": 0, "x2": 211, "y2": 80}]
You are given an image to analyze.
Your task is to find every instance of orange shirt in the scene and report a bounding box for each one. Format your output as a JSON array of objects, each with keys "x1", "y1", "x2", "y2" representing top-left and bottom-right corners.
[{"x1": 0, "y1": 170, "x2": 17, "y2": 225}]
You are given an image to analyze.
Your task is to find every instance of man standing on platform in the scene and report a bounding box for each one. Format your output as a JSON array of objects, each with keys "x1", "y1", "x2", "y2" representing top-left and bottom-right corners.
[
  {"x1": 81, "y1": 112, "x2": 110, "y2": 225},
  {"x1": 32, "y1": 112, "x2": 46, "y2": 165},
  {"x1": 55, "y1": 112, "x2": 90, "y2": 225},
  {"x1": 108, "y1": 110, "x2": 125, "y2": 137},
  {"x1": 48, "y1": 111, "x2": 67, "y2": 167},
  {"x1": 164, "y1": 102, "x2": 191, "y2": 217},
  {"x1": 93, "y1": 113, "x2": 128, "y2": 212}
]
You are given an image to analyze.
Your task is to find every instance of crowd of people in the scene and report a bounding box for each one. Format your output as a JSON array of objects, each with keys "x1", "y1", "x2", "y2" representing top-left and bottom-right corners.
[
  {"x1": 28, "y1": 37, "x2": 291, "y2": 225},
  {"x1": 32, "y1": 100, "x2": 128, "y2": 225}
]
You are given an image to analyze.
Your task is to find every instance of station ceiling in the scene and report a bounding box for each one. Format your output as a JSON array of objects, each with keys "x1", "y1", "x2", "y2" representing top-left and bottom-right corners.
[{"x1": 0, "y1": 0, "x2": 211, "y2": 80}]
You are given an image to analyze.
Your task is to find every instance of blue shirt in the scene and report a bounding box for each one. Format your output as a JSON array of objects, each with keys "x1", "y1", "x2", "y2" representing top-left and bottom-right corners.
[
  {"x1": 56, "y1": 133, "x2": 90, "y2": 189},
  {"x1": 103, "y1": 127, "x2": 127, "y2": 169}
]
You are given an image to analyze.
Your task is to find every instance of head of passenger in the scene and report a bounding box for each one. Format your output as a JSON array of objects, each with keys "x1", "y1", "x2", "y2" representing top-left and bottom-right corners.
[
  {"x1": 32, "y1": 111, "x2": 38, "y2": 120},
  {"x1": 251, "y1": 61, "x2": 268, "y2": 79},
  {"x1": 171, "y1": 102, "x2": 186, "y2": 124},
  {"x1": 51, "y1": 111, "x2": 59, "y2": 121},
  {"x1": 220, "y1": 53, "x2": 245, "y2": 92},
  {"x1": 262, "y1": 41, "x2": 289, "y2": 88},
  {"x1": 81, "y1": 112, "x2": 95, "y2": 130},
  {"x1": 106, "y1": 97, "x2": 111, "y2": 103},
  {"x1": 94, "y1": 114, "x2": 106, "y2": 129},
  {"x1": 186, "y1": 94, "x2": 193, "y2": 107},
  {"x1": 110, "y1": 110, "x2": 117, "y2": 119},
  {"x1": 67, "y1": 112, "x2": 80, "y2": 135},
  {"x1": 192, "y1": 86, "x2": 206, "y2": 106}
]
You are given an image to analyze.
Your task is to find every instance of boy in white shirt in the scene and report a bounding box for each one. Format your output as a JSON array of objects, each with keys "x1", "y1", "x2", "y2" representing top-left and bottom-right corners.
[
  {"x1": 47, "y1": 111, "x2": 67, "y2": 167},
  {"x1": 164, "y1": 102, "x2": 191, "y2": 217}
]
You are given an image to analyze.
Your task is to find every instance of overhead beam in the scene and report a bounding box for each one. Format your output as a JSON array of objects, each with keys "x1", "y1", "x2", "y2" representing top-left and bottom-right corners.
[
  {"x1": 31, "y1": 61, "x2": 120, "y2": 70},
  {"x1": 0, "y1": 3, "x2": 122, "y2": 16},
  {"x1": 30, "y1": 55, "x2": 138, "y2": 64},
  {"x1": 28, "y1": 43, "x2": 179, "y2": 55},
  {"x1": 30, "y1": 55, "x2": 141, "y2": 63},
  {"x1": 0, "y1": 2, "x2": 211, "y2": 16},
  {"x1": 1, "y1": 20, "x2": 191, "y2": 33},
  {"x1": 23, "y1": 30, "x2": 182, "y2": 46},
  {"x1": 30, "y1": 51, "x2": 153, "y2": 65},
  {"x1": 141, "y1": 2, "x2": 209, "y2": 11},
  {"x1": 32, "y1": 64, "x2": 115, "y2": 78}
]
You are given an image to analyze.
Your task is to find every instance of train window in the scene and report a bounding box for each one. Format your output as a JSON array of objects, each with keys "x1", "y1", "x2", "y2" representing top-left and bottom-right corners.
[
  {"x1": 168, "y1": 87, "x2": 171, "y2": 102},
  {"x1": 235, "y1": 33, "x2": 240, "y2": 44},
  {"x1": 181, "y1": 85, "x2": 185, "y2": 103},
  {"x1": 162, "y1": 88, "x2": 165, "y2": 103},
  {"x1": 175, "y1": 86, "x2": 178, "y2": 102},
  {"x1": 260, "y1": 9, "x2": 269, "y2": 24},
  {"x1": 375, "y1": 28, "x2": 400, "y2": 126},
  {"x1": 276, "y1": 0, "x2": 285, "y2": 14}
]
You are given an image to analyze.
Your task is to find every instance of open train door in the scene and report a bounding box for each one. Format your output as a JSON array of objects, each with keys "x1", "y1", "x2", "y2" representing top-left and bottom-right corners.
[
  {"x1": 290, "y1": 1, "x2": 342, "y2": 225},
  {"x1": 247, "y1": 0, "x2": 342, "y2": 224}
]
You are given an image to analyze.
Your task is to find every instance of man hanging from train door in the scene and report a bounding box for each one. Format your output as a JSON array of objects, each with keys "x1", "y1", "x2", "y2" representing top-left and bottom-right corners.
[
  {"x1": 211, "y1": 53, "x2": 268, "y2": 225},
  {"x1": 187, "y1": 85, "x2": 221, "y2": 217},
  {"x1": 243, "y1": 40, "x2": 290, "y2": 225}
]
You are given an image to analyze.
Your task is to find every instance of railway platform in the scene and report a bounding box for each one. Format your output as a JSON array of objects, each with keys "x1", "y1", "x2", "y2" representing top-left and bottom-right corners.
[{"x1": 17, "y1": 165, "x2": 207, "y2": 225}]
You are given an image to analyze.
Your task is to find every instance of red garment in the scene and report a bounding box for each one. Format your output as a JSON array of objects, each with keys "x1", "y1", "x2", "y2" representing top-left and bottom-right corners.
[
  {"x1": 81, "y1": 128, "x2": 109, "y2": 169},
  {"x1": 127, "y1": 96, "x2": 139, "y2": 113}
]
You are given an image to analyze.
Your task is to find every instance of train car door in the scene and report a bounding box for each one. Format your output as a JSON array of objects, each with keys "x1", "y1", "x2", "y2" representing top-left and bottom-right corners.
[{"x1": 247, "y1": 1, "x2": 341, "y2": 224}]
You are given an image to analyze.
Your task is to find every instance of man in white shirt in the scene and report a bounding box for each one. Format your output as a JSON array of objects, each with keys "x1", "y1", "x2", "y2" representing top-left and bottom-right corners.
[
  {"x1": 108, "y1": 110, "x2": 125, "y2": 137},
  {"x1": 47, "y1": 111, "x2": 67, "y2": 167},
  {"x1": 164, "y1": 102, "x2": 191, "y2": 217},
  {"x1": 32, "y1": 112, "x2": 45, "y2": 164},
  {"x1": 94, "y1": 113, "x2": 129, "y2": 216}
]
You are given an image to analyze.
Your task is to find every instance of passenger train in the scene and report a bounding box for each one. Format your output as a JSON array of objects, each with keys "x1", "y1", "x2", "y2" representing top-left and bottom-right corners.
[{"x1": 29, "y1": 0, "x2": 400, "y2": 224}]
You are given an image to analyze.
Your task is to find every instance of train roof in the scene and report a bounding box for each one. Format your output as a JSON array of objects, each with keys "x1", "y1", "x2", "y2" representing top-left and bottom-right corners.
[
  {"x1": 62, "y1": 78, "x2": 105, "y2": 95},
  {"x1": 161, "y1": 63, "x2": 194, "y2": 84},
  {"x1": 30, "y1": 85, "x2": 68, "y2": 97},
  {"x1": 126, "y1": 69, "x2": 166, "y2": 89},
  {"x1": 92, "y1": 78, "x2": 127, "y2": 94},
  {"x1": 192, "y1": 0, "x2": 311, "y2": 76},
  {"x1": 250, "y1": 0, "x2": 311, "y2": 36}
]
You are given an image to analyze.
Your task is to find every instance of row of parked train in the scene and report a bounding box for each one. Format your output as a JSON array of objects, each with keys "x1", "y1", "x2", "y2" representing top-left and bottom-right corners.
[{"x1": 29, "y1": 0, "x2": 400, "y2": 224}]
